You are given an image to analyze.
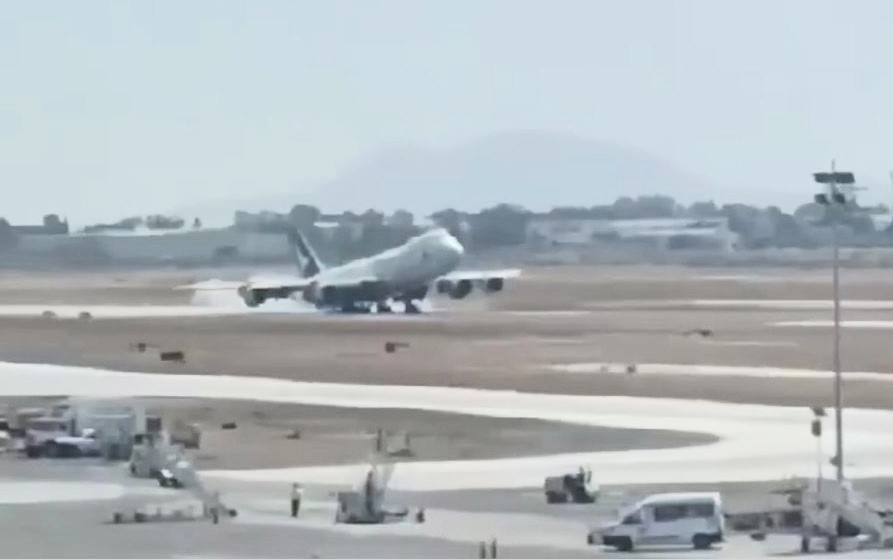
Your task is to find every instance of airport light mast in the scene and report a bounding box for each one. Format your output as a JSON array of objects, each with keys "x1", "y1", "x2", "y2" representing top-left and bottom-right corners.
[{"x1": 812, "y1": 161, "x2": 855, "y2": 482}]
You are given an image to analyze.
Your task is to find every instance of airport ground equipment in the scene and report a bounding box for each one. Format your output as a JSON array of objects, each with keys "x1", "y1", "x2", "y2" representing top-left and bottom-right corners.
[
  {"x1": 110, "y1": 496, "x2": 236, "y2": 526},
  {"x1": 129, "y1": 430, "x2": 235, "y2": 520},
  {"x1": 376, "y1": 429, "x2": 413, "y2": 457},
  {"x1": 130, "y1": 431, "x2": 193, "y2": 486},
  {"x1": 544, "y1": 468, "x2": 598, "y2": 504},
  {"x1": 23, "y1": 400, "x2": 144, "y2": 459},
  {"x1": 334, "y1": 439, "x2": 423, "y2": 525},
  {"x1": 159, "y1": 350, "x2": 186, "y2": 363},
  {"x1": 728, "y1": 478, "x2": 893, "y2": 552},
  {"x1": 169, "y1": 420, "x2": 201, "y2": 449},
  {"x1": 335, "y1": 461, "x2": 410, "y2": 524},
  {"x1": 384, "y1": 341, "x2": 410, "y2": 353},
  {"x1": 24, "y1": 422, "x2": 102, "y2": 458}
]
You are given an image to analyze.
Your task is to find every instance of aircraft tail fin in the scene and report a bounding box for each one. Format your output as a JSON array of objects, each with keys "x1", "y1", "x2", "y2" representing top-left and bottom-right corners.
[{"x1": 287, "y1": 229, "x2": 324, "y2": 278}]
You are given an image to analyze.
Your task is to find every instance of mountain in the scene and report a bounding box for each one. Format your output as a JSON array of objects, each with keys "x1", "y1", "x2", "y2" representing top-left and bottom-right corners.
[
  {"x1": 302, "y1": 131, "x2": 715, "y2": 214},
  {"x1": 173, "y1": 131, "x2": 716, "y2": 224}
]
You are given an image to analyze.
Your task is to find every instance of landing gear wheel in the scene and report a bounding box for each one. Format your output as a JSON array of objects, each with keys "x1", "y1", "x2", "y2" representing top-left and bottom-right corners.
[
  {"x1": 377, "y1": 302, "x2": 393, "y2": 313},
  {"x1": 340, "y1": 301, "x2": 370, "y2": 314},
  {"x1": 403, "y1": 300, "x2": 421, "y2": 314}
]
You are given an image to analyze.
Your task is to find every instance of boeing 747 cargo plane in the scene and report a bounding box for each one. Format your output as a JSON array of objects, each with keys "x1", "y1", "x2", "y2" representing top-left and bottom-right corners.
[{"x1": 182, "y1": 228, "x2": 520, "y2": 314}]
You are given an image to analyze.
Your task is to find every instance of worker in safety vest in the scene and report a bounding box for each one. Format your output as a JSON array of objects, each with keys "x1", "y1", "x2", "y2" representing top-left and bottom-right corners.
[{"x1": 290, "y1": 483, "x2": 304, "y2": 517}]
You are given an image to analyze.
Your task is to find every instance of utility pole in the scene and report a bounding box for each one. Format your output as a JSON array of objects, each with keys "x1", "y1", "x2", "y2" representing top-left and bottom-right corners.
[
  {"x1": 812, "y1": 162, "x2": 855, "y2": 482},
  {"x1": 888, "y1": 171, "x2": 893, "y2": 229}
]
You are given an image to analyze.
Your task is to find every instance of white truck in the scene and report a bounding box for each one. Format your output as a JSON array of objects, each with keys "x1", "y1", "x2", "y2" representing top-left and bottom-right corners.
[
  {"x1": 24, "y1": 400, "x2": 144, "y2": 459},
  {"x1": 24, "y1": 418, "x2": 102, "y2": 458},
  {"x1": 587, "y1": 492, "x2": 725, "y2": 552}
]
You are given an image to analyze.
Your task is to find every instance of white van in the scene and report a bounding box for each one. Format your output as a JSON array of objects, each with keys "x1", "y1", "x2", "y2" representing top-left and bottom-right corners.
[{"x1": 588, "y1": 492, "x2": 724, "y2": 552}]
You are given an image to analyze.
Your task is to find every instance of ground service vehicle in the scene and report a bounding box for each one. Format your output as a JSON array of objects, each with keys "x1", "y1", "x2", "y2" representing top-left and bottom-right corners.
[
  {"x1": 544, "y1": 468, "x2": 598, "y2": 504},
  {"x1": 588, "y1": 492, "x2": 724, "y2": 552},
  {"x1": 25, "y1": 419, "x2": 102, "y2": 458}
]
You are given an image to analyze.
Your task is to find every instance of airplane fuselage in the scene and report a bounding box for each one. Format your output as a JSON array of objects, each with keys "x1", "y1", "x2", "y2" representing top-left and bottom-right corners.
[
  {"x1": 288, "y1": 228, "x2": 464, "y2": 312},
  {"x1": 317, "y1": 229, "x2": 463, "y2": 292}
]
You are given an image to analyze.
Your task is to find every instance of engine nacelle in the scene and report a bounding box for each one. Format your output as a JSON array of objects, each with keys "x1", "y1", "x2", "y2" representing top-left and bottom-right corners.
[
  {"x1": 435, "y1": 279, "x2": 473, "y2": 299},
  {"x1": 303, "y1": 282, "x2": 341, "y2": 306},
  {"x1": 319, "y1": 285, "x2": 340, "y2": 306},
  {"x1": 448, "y1": 279, "x2": 473, "y2": 300},
  {"x1": 484, "y1": 277, "x2": 504, "y2": 293},
  {"x1": 238, "y1": 285, "x2": 265, "y2": 308}
]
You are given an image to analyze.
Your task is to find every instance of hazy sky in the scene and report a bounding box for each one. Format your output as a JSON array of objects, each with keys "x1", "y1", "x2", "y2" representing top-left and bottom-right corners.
[{"x1": 3, "y1": 0, "x2": 893, "y2": 224}]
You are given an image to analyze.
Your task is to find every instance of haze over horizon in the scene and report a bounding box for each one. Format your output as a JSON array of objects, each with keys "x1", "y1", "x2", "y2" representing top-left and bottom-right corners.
[{"x1": 4, "y1": 0, "x2": 893, "y2": 225}]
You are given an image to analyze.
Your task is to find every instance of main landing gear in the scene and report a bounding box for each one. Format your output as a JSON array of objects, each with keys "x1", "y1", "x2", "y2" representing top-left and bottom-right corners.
[
  {"x1": 376, "y1": 301, "x2": 394, "y2": 313},
  {"x1": 402, "y1": 300, "x2": 421, "y2": 314},
  {"x1": 375, "y1": 299, "x2": 421, "y2": 314}
]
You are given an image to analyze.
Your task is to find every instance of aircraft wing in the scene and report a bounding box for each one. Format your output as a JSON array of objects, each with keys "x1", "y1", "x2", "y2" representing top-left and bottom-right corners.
[
  {"x1": 173, "y1": 280, "x2": 245, "y2": 291},
  {"x1": 244, "y1": 278, "x2": 313, "y2": 291},
  {"x1": 438, "y1": 268, "x2": 522, "y2": 282},
  {"x1": 174, "y1": 278, "x2": 313, "y2": 292},
  {"x1": 174, "y1": 276, "x2": 383, "y2": 292}
]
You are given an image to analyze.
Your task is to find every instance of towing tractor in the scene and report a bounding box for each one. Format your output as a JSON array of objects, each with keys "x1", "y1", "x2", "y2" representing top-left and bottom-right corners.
[{"x1": 544, "y1": 468, "x2": 599, "y2": 504}]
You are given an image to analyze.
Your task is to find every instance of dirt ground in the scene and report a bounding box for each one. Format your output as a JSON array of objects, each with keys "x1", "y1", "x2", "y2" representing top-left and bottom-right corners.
[
  {"x1": 147, "y1": 399, "x2": 712, "y2": 469},
  {"x1": 1, "y1": 266, "x2": 893, "y2": 409}
]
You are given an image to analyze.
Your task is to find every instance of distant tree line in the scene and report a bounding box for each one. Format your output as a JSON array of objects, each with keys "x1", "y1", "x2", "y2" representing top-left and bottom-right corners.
[
  {"x1": 81, "y1": 214, "x2": 196, "y2": 234},
  {"x1": 229, "y1": 194, "x2": 892, "y2": 256},
  {"x1": 3, "y1": 194, "x2": 889, "y2": 259}
]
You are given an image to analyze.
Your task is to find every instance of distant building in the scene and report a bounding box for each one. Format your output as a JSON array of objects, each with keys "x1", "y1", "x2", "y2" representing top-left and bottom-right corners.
[
  {"x1": 11, "y1": 214, "x2": 69, "y2": 235},
  {"x1": 233, "y1": 210, "x2": 288, "y2": 231},
  {"x1": 317, "y1": 213, "x2": 365, "y2": 242},
  {"x1": 16, "y1": 226, "x2": 291, "y2": 264},
  {"x1": 526, "y1": 216, "x2": 739, "y2": 252}
]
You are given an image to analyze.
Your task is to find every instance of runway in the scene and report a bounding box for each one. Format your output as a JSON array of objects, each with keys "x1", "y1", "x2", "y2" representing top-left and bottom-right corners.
[
  {"x1": 2, "y1": 361, "x2": 891, "y2": 491},
  {"x1": 547, "y1": 362, "x2": 893, "y2": 382}
]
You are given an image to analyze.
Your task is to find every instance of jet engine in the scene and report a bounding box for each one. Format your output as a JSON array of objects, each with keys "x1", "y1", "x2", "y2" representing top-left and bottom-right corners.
[
  {"x1": 435, "y1": 279, "x2": 472, "y2": 299},
  {"x1": 238, "y1": 285, "x2": 265, "y2": 307},
  {"x1": 318, "y1": 285, "x2": 340, "y2": 306},
  {"x1": 302, "y1": 282, "x2": 341, "y2": 306},
  {"x1": 435, "y1": 279, "x2": 452, "y2": 295},
  {"x1": 484, "y1": 277, "x2": 504, "y2": 293}
]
